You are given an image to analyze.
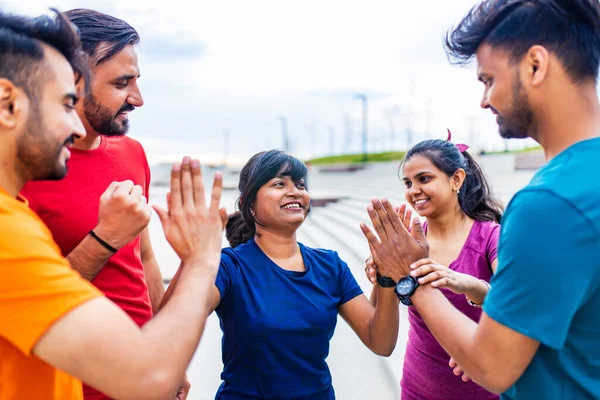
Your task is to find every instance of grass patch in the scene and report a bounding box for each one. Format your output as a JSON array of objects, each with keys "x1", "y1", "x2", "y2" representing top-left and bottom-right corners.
[
  {"x1": 307, "y1": 146, "x2": 542, "y2": 165},
  {"x1": 483, "y1": 146, "x2": 542, "y2": 155},
  {"x1": 307, "y1": 151, "x2": 406, "y2": 165}
]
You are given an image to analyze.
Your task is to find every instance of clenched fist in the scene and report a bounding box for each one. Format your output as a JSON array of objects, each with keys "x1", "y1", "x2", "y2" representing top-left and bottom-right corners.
[{"x1": 93, "y1": 180, "x2": 152, "y2": 250}]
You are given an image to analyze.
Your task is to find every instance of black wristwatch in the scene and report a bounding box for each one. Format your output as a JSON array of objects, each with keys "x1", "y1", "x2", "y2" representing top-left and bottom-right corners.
[
  {"x1": 376, "y1": 272, "x2": 396, "y2": 288},
  {"x1": 395, "y1": 276, "x2": 420, "y2": 306}
]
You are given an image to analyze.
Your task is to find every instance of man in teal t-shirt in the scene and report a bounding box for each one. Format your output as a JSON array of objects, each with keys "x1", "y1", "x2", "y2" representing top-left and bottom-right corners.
[
  {"x1": 361, "y1": 1, "x2": 600, "y2": 399},
  {"x1": 484, "y1": 138, "x2": 600, "y2": 399}
]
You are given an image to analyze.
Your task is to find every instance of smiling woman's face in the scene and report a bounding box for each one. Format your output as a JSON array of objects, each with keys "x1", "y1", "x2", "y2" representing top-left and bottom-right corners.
[
  {"x1": 253, "y1": 173, "x2": 310, "y2": 231},
  {"x1": 403, "y1": 154, "x2": 459, "y2": 218}
]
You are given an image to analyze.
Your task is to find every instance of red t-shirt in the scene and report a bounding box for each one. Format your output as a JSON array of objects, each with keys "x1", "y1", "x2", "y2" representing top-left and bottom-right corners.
[{"x1": 21, "y1": 135, "x2": 153, "y2": 400}]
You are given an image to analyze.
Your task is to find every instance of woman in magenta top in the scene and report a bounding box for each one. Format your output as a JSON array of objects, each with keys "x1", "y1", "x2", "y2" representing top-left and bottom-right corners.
[{"x1": 367, "y1": 137, "x2": 503, "y2": 399}]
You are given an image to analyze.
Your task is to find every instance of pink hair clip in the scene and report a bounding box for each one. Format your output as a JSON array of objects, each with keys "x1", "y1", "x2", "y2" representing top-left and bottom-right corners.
[{"x1": 447, "y1": 128, "x2": 470, "y2": 152}]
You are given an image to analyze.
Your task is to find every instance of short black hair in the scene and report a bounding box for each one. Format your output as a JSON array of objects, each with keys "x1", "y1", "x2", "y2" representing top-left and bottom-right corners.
[
  {"x1": 0, "y1": 9, "x2": 90, "y2": 99},
  {"x1": 64, "y1": 9, "x2": 139, "y2": 65},
  {"x1": 445, "y1": 0, "x2": 600, "y2": 83}
]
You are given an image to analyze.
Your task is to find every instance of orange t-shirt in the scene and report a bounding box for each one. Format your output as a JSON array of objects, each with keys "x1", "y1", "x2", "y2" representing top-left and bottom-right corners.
[{"x1": 0, "y1": 188, "x2": 103, "y2": 399}]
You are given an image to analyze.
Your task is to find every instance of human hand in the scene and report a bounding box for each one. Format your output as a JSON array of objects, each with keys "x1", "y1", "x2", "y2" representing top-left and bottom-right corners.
[
  {"x1": 94, "y1": 180, "x2": 152, "y2": 250},
  {"x1": 153, "y1": 157, "x2": 224, "y2": 268},
  {"x1": 360, "y1": 198, "x2": 428, "y2": 282},
  {"x1": 449, "y1": 357, "x2": 471, "y2": 382},
  {"x1": 364, "y1": 205, "x2": 414, "y2": 284},
  {"x1": 174, "y1": 374, "x2": 191, "y2": 399},
  {"x1": 410, "y1": 258, "x2": 479, "y2": 295}
]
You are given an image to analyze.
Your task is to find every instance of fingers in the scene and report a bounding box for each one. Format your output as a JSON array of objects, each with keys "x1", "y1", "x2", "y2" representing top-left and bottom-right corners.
[
  {"x1": 371, "y1": 198, "x2": 394, "y2": 238},
  {"x1": 367, "y1": 203, "x2": 387, "y2": 241},
  {"x1": 381, "y1": 198, "x2": 406, "y2": 235},
  {"x1": 191, "y1": 158, "x2": 205, "y2": 207},
  {"x1": 360, "y1": 222, "x2": 381, "y2": 250},
  {"x1": 396, "y1": 204, "x2": 405, "y2": 218},
  {"x1": 430, "y1": 277, "x2": 451, "y2": 288},
  {"x1": 403, "y1": 208, "x2": 412, "y2": 231},
  {"x1": 181, "y1": 157, "x2": 194, "y2": 208},
  {"x1": 219, "y1": 207, "x2": 229, "y2": 228},
  {"x1": 152, "y1": 204, "x2": 168, "y2": 227},
  {"x1": 410, "y1": 258, "x2": 434, "y2": 270},
  {"x1": 449, "y1": 358, "x2": 471, "y2": 382},
  {"x1": 113, "y1": 180, "x2": 134, "y2": 196},
  {"x1": 366, "y1": 268, "x2": 376, "y2": 284},
  {"x1": 130, "y1": 184, "x2": 144, "y2": 202},
  {"x1": 209, "y1": 171, "x2": 223, "y2": 214},
  {"x1": 364, "y1": 256, "x2": 377, "y2": 284},
  {"x1": 103, "y1": 181, "x2": 120, "y2": 196},
  {"x1": 416, "y1": 269, "x2": 447, "y2": 285},
  {"x1": 411, "y1": 216, "x2": 427, "y2": 242},
  {"x1": 169, "y1": 162, "x2": 182, "y2": 213},
  {"x1": 411, "y1": 263, "x2": 443, "y2": 279}
]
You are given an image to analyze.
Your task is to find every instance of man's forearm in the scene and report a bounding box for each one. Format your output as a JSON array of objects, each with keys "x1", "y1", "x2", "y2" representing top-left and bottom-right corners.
[
  {"x1": 411, "y1": 285, "x2": 489, "y2": 386},
  {"x1": 368, "y1": 286, "x2": 400, "y2": 356},
  {"x1": 66, "y1": 234, "x2": 114, "y2": 281},
  {"x1": 140, "y1": 261, "x2": 216, "y2": 390}
]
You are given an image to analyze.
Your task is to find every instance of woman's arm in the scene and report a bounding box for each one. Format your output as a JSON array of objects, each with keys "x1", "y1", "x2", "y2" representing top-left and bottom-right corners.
[{"x1": 339, "y1": 286, "x2": 400, "y2": 357}]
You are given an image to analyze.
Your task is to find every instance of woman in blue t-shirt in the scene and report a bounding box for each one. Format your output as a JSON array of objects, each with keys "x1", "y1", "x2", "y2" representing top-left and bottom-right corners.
[{"x1": 207, "y1": 150, "x2": 401, "y2": 399}]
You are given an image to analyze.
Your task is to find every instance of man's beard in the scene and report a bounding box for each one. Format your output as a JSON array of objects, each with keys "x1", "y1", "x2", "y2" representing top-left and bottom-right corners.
[
  {"x1": 497, "y1": 77, "x2": 536, "y2": 140},
  {"x1": 83, "y1": 93, "x2": 134, "y2": 137},
  {"x1": 17, "y1": 103, "x2": 74, "y2": 181}
]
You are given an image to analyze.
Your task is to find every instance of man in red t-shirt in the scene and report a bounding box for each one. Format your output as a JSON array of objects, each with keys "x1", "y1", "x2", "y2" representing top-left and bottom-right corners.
[{"x1": 21, "y1": 9, "x2": 190, "y2": 400}]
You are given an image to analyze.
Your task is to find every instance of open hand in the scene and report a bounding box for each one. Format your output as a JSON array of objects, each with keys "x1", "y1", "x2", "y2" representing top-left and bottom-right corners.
[
  {"x1": 153, "y1": 157, "x2": 224, "y2": 268},
  {"x1": 364, "y1": 204, "x2": 414, "y2": 284},
  {"x1": 360, "y1": 198, "x2": 428, "y2": 282}
]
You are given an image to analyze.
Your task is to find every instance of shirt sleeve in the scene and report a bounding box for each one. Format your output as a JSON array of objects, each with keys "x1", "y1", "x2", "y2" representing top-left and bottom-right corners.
[
  {"x1": 484, "y1": 190, "x2": 599, "y2": 349},
  {"x1": 0, "y1": 214, "x2": 102, "y2": 355},
  {"x1": 138, "y1": 141, "x2": 151, "y2": 199},
  {"x1": 485, "y1": 223, "x2": 501, "y2": 265},
  {"x1": 215, "y1": 250, "x2": 235, "y2": 302},
  {"x1": 336, "y1": 253, "x2": 363, "y2": 306}
]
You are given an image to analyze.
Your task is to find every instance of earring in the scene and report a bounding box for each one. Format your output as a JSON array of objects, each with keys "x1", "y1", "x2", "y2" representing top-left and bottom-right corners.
[
  {"x1": 251, "y1": 210, "x2": 255, "y2": 216},
  {"x1": 457, "y1": 189, "x2": 460, "y2": 194}
]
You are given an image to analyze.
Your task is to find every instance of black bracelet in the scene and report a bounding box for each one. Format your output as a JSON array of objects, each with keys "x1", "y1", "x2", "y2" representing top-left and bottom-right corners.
[{"x1": 89, "y1": 230, "x2": 118, "y2": 253}]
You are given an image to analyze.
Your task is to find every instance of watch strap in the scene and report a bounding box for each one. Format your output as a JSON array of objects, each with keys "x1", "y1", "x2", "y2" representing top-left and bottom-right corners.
[{"x1": 376, "y1": 273, "x2": 396, "y2": 288}]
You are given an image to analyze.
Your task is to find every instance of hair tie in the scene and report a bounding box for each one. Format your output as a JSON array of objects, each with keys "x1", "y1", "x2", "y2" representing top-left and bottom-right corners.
[{"x1": 447, "y1": 128, "x2": 470, "y2": 152}]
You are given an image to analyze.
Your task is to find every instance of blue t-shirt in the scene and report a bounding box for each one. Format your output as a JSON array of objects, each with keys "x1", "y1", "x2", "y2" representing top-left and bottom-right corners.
[
  {"x1": 485, "y1": 138, "x2": 600, "y2": 400},
  {"x1": 214, "y1": 238, "x2": 363, "y2": 400}
]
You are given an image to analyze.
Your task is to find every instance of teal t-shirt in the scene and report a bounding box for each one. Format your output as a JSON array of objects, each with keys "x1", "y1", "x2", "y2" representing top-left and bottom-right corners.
[{"x1": 484, "y1": 138, "x2": 600, "y2": 400}]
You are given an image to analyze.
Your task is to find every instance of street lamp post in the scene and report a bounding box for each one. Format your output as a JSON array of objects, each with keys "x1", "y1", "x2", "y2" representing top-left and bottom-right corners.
[
  {"x1": 223, "y1": 129, "x2": 230, "y2": 166},
  {"x1": 354, "y1": 94, "x2": 368, "y2": 162},
  {"x1": 278, "y1": 116, "x2": 289, "y2": 153}
]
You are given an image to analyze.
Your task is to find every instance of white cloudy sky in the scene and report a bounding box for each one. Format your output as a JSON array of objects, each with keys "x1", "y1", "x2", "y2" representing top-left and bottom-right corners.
[{"x1": 5, "y1": 0, "x2": 538, "y2": 164}]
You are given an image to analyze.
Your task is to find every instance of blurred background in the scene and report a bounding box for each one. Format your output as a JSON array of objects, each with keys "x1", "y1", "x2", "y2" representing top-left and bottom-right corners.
[{"x1": 6, "y1": 0, "x2": 540, "y2": 167}]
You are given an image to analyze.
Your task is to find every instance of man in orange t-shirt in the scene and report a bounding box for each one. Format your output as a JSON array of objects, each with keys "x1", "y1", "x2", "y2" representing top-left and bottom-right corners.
[
  {"x1": 0, "y1": 191, "x2": 102, "y2": 399},
  {"x1": 0, "y1": 9, "x2": 225, "y2": 400}
]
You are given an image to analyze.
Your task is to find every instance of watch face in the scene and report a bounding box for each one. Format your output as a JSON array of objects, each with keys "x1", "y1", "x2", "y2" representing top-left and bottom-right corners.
[{"x1": 396, "y1": 277, "x2": 415, "y2": 296}]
